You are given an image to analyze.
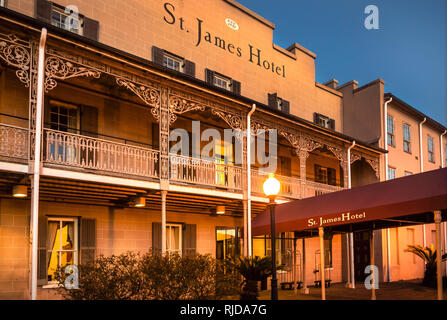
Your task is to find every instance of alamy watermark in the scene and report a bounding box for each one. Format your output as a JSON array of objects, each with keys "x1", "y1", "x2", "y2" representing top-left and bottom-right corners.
[{"x1": 364, "y1": 265, "x2": 379, "y2": 289}]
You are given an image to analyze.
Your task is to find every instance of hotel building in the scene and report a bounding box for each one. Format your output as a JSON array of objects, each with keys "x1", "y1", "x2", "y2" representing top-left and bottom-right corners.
[{"x1": 0, "y1": 0, "x2": 441, "y2": 300}]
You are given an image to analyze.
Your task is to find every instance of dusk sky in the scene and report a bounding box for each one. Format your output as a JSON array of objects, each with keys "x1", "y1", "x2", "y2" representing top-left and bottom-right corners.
[{"x1": 237, "y1": 0, "x2": 447, "y2": 126}]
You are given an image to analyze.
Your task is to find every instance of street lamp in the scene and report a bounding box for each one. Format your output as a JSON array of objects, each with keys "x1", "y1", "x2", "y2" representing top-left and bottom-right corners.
[{"x1": 263, "y1": 173, "x2": 280, "y2": 300}]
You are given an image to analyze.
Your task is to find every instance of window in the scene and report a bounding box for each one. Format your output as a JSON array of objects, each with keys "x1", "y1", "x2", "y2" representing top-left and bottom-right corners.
[
  {"x1": 315, "y1": 164, "x2": 337, "y2": 186},
  {"x1": 166, "y1": 224, "x2": 182, "y2": 255},
  {"x1": 445, "y1": 144, "x2": 447, "y2": 167},
  {"x1": 47, "y1": 217, "x2": 78, "y2": 282},
  {"x1": 51, "y1": 5, "x2": 83, "y2": 35},
  {"x1": 428, "y1": 136, "x2": 435, "y2": 163},
  {"x1": 404, "y1": 171, "x2": 412, "y2": 176},
  {"x1": 216, "y1": 227, "x2": 240, "y2": 260},
  {"x1": 49, "y1": 100, "x2": 79, "y2": 133},
  {"x1": 213, "y1": 74, "x2": 231, "y2": 90},
  {"x1": 403, "y1": 123, "x2": 411, "y2": 153},
  {"x1": 387, "y1": 115, "x2": 395, "y2": 147},
  {"x1": 268, "y1": 93, "x2": 290, "y2": 114},
  {"x1": 388, "y1": 167, "x2": 396, "y2": 179},
  {"x1": 0, "y1": 0, "x2": 5, "y2": 7},
  {"x1": 314, "y1": 113, "x2": 335, "y2": 130},
  {"x1": 163, "y1": 53, "x2": 183, "y2": 72}
]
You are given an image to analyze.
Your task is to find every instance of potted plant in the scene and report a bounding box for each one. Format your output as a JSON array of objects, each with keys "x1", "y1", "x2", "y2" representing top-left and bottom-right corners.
[
  {"x1": 405, "y1": 245, "x2": 438, "y2": 287},
  {"x1": 234, "y1": 256, "x2": 273, "y2": 300}
]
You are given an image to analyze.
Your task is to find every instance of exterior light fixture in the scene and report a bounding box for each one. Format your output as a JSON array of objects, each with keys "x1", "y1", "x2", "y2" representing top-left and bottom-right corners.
[
  {"x1": 263, "y1": 174, "x2": 280, "y2": 198},
  {"x1": 216, "y1": 205, "x2": 226, "y2": 215},
  {"x1": 263, "y1": 173, "x2": 280, "y2": 301},
  {"x1": 13, "y1": 185, "x2": 28, "y2": 198},
  {"x1": 134, "y1": 196, "x2": 146, "y2": 207}
]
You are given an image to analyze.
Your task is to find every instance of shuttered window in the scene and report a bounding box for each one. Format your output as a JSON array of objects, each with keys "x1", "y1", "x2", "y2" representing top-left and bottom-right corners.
[
  {"x1": 152, "y1": 222, "x2": 196, "y2": 255},
  {"x1": 403, "y1": 123, "x2": 411, "y2": 153},
  {"x1": 205, "y1": 68, "x2": 241, "y2": 95},
  {"x1": 152, "y1": 46, "x2": 196, "y2": 77},
  {"x1": 38, "y1": 216, "x2": 95, "y2": 285},
  {"x1": 314, "y1": 165, "x2": 337, "y2": 186},
  {"x1": 268, "y1": 93, "x2": 290, "y2": 114},
  {"x1": 35, "y1": 0, "x2": 99, "y2": 41},
  {"x1": 387, "y1": 115, "x2": 395, "y2": 147},
  {"x1": 428, "y1": 136, "x2": 435, "y2": 163},
  {"x1": 313, "y1": 113, "x2": 335, "y2": 130}
]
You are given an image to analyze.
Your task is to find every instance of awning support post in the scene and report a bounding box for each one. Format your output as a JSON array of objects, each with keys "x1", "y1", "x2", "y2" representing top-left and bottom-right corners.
[
  {"x1": 301, "y1": 238, "x2": 308, "y2": 294},
  {"x1": 293, "y1": 236, "x2": 297, "y2": 294},
  {"x1": 319, "y1": 227, "x2": 326, "y2": 300},
  {"x1": 434, "y1": 210, "x2": 443, "y2": 300},
  {"x1": 370, "y1": 230, "x2": 376, "y2": 300},
  {"x1": 161, "y1": 190, "x2": 167, "y2": 254}
]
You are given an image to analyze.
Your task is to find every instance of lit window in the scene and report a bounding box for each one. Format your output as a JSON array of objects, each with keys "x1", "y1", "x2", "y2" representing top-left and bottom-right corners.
[
  {"x1": 387, "y1": 115, "x2": 394, "y2": 147},
  {"x1": 388, "y1": 167, "x2": 396, "y2": 179},
  {"x1": 51, "y1": 6, "x2": 83, "y2": 35},
  {"x1": 428, "y1": 136, "x2": 434, "y2": 163},
  {"x1": 403, "y1": 123, "x2": 411, "y2": 153},
  {"x1": 213, "y1": 74, "x2": 231, "y2": 90},
  {"x1": 47, "y1": 217, "x2": 78, "y2": 282},
  {"x1": 163, "y1": 54, "x2": 183, "y2": 72},
  {"x1": 166, "y1": 224, "x2": 182, "y2": 255}
]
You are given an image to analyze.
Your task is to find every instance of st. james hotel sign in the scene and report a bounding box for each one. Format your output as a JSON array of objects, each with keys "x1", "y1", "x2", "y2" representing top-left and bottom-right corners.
[{"x1": 163, "y1": 2, "x2": 287, "y2": 78}]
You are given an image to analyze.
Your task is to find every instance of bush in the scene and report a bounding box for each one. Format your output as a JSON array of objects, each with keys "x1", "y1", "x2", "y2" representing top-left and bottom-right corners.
[{"x1": 55, "y1": 251, "x2": 240, "y2": 300}]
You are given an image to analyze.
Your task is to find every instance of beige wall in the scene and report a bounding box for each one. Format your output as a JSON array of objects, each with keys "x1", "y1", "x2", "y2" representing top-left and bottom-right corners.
[
  {"x1": 5, "y1": 0, "x2": 344, "y2": 131},
  {"x1": 0, "y1": 197, "x2": 242, "y2": 299}
]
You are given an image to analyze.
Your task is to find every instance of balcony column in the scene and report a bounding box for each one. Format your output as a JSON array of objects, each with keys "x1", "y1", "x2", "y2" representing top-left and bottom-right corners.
[
  {"x1": 161, "y1": 190, "x2": 167, "y2": 254},
  {"x1": 159, "y1": 86, "x2": 170, "y2": 189},
  {"x1": 298, "y1": 150, "x2": 308, "y2": 199}
]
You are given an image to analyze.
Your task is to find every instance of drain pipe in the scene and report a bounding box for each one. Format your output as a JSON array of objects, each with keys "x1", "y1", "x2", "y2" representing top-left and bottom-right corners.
[
  {"x1": 30, "y1": 28, "x2": 47, "y2": 300},
  {"x1": 246, "y1": 104, "x2": 256, "y2": 257},
  {"x1": 441, "y1": 130, "x2": 446, "y2": 276},
  {"x1": 419, "y1": 117, "x2": 427, "y2": 248},
  {"x1": 347, "y1": 140, "x2": 355, "y2": 288},
  {"x1": 383, "y1": 97, "x2": 393, "y2": 283}
]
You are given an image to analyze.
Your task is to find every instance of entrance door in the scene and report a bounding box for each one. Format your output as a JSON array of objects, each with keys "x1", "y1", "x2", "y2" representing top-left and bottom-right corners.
[
  {"x1": 216, "y1": 227, "x2": 240, "y2": 260},
  {"x1": 353, "y1": 231, "x2": 370, "y2": 282}
]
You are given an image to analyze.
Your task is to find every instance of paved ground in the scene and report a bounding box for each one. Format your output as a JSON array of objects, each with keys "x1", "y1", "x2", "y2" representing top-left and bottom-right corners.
[{"x1": 256, "y1": 280, "x2": 447, "y2": 300}]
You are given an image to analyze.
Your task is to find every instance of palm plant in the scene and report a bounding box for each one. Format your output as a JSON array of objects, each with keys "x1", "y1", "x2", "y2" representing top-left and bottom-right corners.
[
  {"x1": 405, "y1": 245, "x2": 437, "y2": 287},
  {"x1": 234, "y1": 256, "x2": 273, "y2": 300}
]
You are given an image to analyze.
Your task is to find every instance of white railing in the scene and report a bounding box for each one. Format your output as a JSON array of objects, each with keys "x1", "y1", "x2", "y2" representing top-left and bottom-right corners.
[
  {"x1": 44, "y1": 129, "x2": 159, "y2": 178},
  {"x1": 0, "y1": 123, "x2": 28, "y2": 160},
  {"x1": 251, "y1": 169, "x2": 302, "y2": 199},
  {"x1": 251, "y1": 168, "x2": 343, "y2": 199},
  {"x1": 169, "y1": 154, "x2": 243, "y2": 190}
]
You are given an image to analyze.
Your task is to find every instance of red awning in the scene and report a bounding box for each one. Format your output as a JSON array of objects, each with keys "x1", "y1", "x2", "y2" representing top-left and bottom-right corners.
[{"x1": 252, "y1": 167, "x2": 447, "y2": 236}]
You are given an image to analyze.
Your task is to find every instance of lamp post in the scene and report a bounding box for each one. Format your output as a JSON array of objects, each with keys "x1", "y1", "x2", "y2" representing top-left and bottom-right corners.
[{"x1": 263, "y1": 174, "x2": 280, "y2": 300}]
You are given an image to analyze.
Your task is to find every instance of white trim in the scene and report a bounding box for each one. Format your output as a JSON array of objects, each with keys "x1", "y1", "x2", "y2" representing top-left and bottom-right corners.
[
  {"x1": 0, "y1": 161, "x2": 28, "y2": 173},
  {"x1": 0, "y1": 0, "x2": 5, "y2": 7}
]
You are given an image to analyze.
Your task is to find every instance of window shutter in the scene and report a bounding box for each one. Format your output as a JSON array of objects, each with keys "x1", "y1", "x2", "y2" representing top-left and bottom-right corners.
[
  {"x1": 80, "y1": 218, "x2": 96, "y2": 264},
  {"x1": 152, "y1": 222, "x2": 162, "y2": 254},
  {"x1": 231, "y1": 80, "x2": 241, "y2": 95},
  {"x1": 37, "y1": 216, "x2": 48, "y2": 285},
  {"x1": 329, "y1": 119, "x2": 335, "y2": 130},
  {"x1": 182, "y1": 224, "x2": 196, "y2": 256},
  {"x1": 205, "y1": 69, "x2": 215, "y2": 85},
  {"x1": 151, "y1": 46, "x2": 164, "y2": 66},
  {"x1": 268, "y1": 93, "x2": 277, "y2": 109},
  {"x1": 281, "y1": 99, "x2": 290, "y2": 114},
  {"x1": 83, "y1": 17, "x2": 100, "y2": 41},
  {"x1": 314, "y1": 164, "x2": 322, "y2": 183},
  {"x1": 183, "y1": 59, "x2": 196, "y2": 78},
  {"x1": 80, "y1": 105, "x2": 98, "y2": 137},
  {"x1": 328, "y1": 168, "x2": 337, "y2": 186},
  {"x1": 152, "y1": 122, "x2": 160, "y2": 149},
  {"x1": 314, "y1": 113, "x2": 320, "y2": 125},
  {"x1": 35, "y1": 0, "x2": 51, "y2": 23},
  {"x1": 2, "y1": 0, "x2": 8, "y2": 8}
]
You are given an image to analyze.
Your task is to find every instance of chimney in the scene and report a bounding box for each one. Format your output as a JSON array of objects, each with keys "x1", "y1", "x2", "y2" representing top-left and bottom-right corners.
[{"x1": 323, "y1": 79, "x2": 339, "y2": 89}]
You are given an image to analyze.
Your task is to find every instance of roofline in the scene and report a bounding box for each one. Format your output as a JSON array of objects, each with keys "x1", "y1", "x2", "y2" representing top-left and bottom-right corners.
[
  {"x1": 223, "y1": 0, "x2": 276, "y2": 29},
  {"x1": 385, "y1": 93, "x2": 447, "y2": 133},
  {"x1": 0, "y1": 7, "x2": 385, "y2": 155}
]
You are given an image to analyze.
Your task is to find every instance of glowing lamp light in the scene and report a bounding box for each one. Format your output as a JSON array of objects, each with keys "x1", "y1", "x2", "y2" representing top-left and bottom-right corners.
[
  {"x1": 134, "y1": 196, "x2": 146, "y2": 207},
  {"x1": 216, "y1": 205, "x2": 226, "y2": 215},
  {"x1": 263, "y1": 174, "x2": 280, "y2": 198},
  {"x1": 13, "y1": 185, "x2": 28, "y2": 198}
]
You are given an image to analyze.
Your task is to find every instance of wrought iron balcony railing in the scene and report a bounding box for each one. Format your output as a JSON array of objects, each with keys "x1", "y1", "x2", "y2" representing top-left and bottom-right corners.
[
  {"x1": 169, "y1": 154, "x2": 243, "y2": 191},
  {"x1": 44, "y1": 129, "x2": 159, "y2": 179},
  {"x1": 0, "y1": 123, "x2": 28, "y2": 160}
]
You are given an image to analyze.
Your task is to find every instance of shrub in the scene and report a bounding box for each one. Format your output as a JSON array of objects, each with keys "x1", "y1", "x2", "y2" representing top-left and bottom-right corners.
[{"x1": 54, "y1": 251, "x2": 239, "y2": 300}]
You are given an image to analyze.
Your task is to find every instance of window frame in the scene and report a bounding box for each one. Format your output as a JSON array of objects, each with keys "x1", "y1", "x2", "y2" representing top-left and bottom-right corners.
[
  {"x1": 50, "y1": 4, "x2": 84, "y2": 35},
  {"x1": 49, "y1": 99, "x2": 80, "y2": 133},
  {"x1": 166, "y1": 223, "x2": 182, "y2": 255},
  {"x1": 46, "y1": 216, "x2": 79, "y2": 285},
  {"x1": 0, "y1": 0, "x2": 5, "y2": 7},
  {"x1": 213, "y1": 74, "x2": 232, "y2": 91},
  {"x1": 402, "y1": 123, "x2": 411, "y2": 154},
  {"x1": 427, "y1": 135, "x2": 435, "y2": 163},
  {"x1": 388, "y1": 166, "x2": 396, "y2": 180},
  {"x1": 387, "y1": 115, "x2": 395, "y2": 147},
  {"x1": 163, "y1": 52, "x2": 184, "y2": 72}
]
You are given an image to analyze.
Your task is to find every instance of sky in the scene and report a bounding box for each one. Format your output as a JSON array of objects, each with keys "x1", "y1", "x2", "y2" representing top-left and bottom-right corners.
[{"x1": 237, "y1": 0, "x2": 447, "y2": 127}]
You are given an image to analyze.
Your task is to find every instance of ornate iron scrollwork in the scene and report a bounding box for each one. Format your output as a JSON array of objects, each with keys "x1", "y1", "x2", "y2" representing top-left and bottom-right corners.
[
  {"x1": 0, "y1": 33, "x2": 31, "y2": 86},
  {"x1": 169, "y1": 94, "x2": 206, "y2": 124},
  {"x1": 45, "y1": 56, "x2": 101, "y2": 92}
]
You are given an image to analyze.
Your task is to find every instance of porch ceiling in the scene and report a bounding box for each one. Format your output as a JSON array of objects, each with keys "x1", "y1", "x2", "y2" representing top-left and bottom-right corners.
[{"x1": 0, "y1": 173, "x2": 267, "y2": 217}]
